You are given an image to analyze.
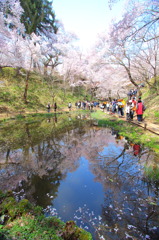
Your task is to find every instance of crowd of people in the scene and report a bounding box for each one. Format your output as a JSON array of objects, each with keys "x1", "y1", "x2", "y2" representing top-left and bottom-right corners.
[
  {"x1": 127, "y1": 89, "x2": 138, "y2": 99},
  {"x1": 74, "y1": 101, "x2": 99, "y2": 110},
  {"x1": 46, "y1": 89, "x2": 146, "y2": 123},
  {"x1": 73, "y1": 94, "x2": 146, "y2": 123},
  {"x1": 99, "y1": 94, "x2": 146, "y2": 123}
]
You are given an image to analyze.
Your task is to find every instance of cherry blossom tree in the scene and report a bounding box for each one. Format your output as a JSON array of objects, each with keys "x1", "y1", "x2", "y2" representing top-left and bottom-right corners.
[
  {"x1": 40, "y1": 22, "x2": 78, "y2": 76},
  {"x1": 0, "y1": 1, "x2": 47, "y2": 102},
  {"x1": 0, "y1": 0, "x2": 25, "y2": 68},
  {"x1": 132, "y1": 34, "x2": 159, "y2": 94},
  {"x1": 90, "y1": 0, "x2": 159, "y2": 96}
]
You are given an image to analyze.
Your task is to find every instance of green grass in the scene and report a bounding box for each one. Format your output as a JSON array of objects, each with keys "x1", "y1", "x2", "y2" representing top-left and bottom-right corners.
[
  {"x1": 154, "y1": 111, "x2": 159, "y2": 122},
  {"x1": 91, "y1": 110, "x2": 159, "y2": 154},
  {"x1": 144, "y1": 165, "x2": 159, "y2": 183},
  {"x1": 0, "y1": 67, "x2": 91, "y2": 115},
  {"x1": 141, "y1": 84, "x2": 159, "y2": 122},
  {"x1": 0, "y1": 191, "x2": 92, "y2": 240}
]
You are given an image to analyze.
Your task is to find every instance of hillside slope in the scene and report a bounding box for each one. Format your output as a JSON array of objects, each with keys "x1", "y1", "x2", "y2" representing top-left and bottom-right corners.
[
  {"x1": 0, "y1": 67, "x2": 87, "y2": 115},
  {"x1": 0, "y1": 67, "x2": 159, "y2": 125},
  {"x1": 141, "y1": 85, "x2": 159, "y2": 124}
]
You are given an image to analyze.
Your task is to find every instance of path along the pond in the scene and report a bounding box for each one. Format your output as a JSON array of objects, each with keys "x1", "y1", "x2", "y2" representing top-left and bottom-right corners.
[{"x1": 104, "y1": 110, "x2": 159, "y2": 136}]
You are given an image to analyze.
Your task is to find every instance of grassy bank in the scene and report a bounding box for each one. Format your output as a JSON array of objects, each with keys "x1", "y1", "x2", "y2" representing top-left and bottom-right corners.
[
  {"x1": 91, "y1": 110, "x2": 159, "y2": 154},
  {"x1": 0, "y1": 67, "x2": 90, "y2": 116},
  {"x1": 1, "y1": 67, "x2": 159, "y2": 125},
  {"x1": 141, "y1": 84, "x2": 159, "y2": 123},
  {"x1": 0, "y1": 190, "x2": 92, "y2": 240}
]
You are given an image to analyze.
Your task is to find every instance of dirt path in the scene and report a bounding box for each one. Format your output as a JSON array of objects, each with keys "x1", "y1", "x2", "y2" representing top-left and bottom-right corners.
[
  {"x1": 130, "y1": 120, "x2": 159, "y2": 135},
  {"x1": 105, "y1": 111, "x2": 159, "y2": 136}
]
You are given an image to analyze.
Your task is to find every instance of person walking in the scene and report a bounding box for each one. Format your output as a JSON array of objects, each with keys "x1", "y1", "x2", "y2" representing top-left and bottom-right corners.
[
  {"x1": 125, "y1": 101, "x2": 131, "y2": 120},
  {"x1": 112, "y1": 99, "x2": 117, "y2": 113},
  {"x1": 136, "y1": 97, "x2": 146, "y2": 122},
  {"x1": 46, "y1": 103, "x2": 51, "y2": 113},
  {"x1": 54, "y1": 102, "x2": 57, "y2": 112},
  {"x1": 75, "y1": 102, "x2": 78, "y2": 109},
  {"x1": 68, "y1": 102, "x2": 72, "y2": 111},
  {"x1": 131, "y1": 97, "x2": 137, "y2": 120},
  {"x1": 106, "y1": 102, "x2": 110, "y2": 112},
  {"x1": 83, "y1": 101, "x2": 86, "y2": 110},
  {"x1": 118, "y1": 100, "x2": 124, "y2": 117}
]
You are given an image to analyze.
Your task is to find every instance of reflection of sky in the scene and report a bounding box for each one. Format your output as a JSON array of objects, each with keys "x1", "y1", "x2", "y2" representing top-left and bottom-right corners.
[
  {"x1": 101, "y1": 143, "x2": 123, "y2": 157},
  {"x1": 1, "y1": 120, "x2": 158, "y2": 239},
  {"x1": 48, "y1": 141, "x2": 148, "y2": 227},
  {"x1": 52, "y1": 156, "x2": 104, "y2": 222}
]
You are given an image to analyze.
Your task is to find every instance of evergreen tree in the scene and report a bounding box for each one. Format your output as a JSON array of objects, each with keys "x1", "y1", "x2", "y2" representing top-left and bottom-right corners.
[{"x1": 19, "y1": 0, "x2": 58, "y2": 35}]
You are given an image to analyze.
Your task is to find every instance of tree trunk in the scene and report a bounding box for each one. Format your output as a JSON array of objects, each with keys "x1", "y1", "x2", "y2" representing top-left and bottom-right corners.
[
  {"x1": 124, "y1": 66, "x2": 138, "y2": 87},
  {"x1": 63, "y1": 75, "x2": 66, "y2": 102},
  {"x1": 44, "y1": 64, "x2": 48, "y2": 75},
  {"x1": 15, "y1": 67, "x2": 21, "y2": 77},
  {"x1": 24, "y1": 70, "x2": 30, "y2": 104},
  {"x1": 153, "y1": 70, "x2": 159, "y2": 95},
  {"x1": 117, "y1": 90, "x2": 120, "y2": 99}
]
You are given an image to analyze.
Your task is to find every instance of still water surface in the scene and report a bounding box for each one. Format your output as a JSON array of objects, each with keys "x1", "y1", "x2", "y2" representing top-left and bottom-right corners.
[{"x1": 0, "y1": 114, "x2": 159, "y2": 239}]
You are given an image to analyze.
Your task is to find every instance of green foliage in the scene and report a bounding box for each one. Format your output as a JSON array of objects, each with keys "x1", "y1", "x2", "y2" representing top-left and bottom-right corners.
[
  {"x1": 61, "y1": 221, "x2": 92, "y2": 240},
  {"x1": 0, "y1": 67, "x2": 90, "y2": 115},
  {"x1": 18, "y1": 199, "x2": 32, "y2": 213},
  {"x1": 154, "y1": 111, "x2": 159, "y2": 122},
  {"x1": 0, "y1": 191, "x2": 92, "y2": 240},
  {"x1": 0, "y1": 91, "x2": 12, "y2": 102},
  {"x1": 19, "y1": 0, "x2": 58, "y2": 35},
  {"x1": 0, "y1": 191, "x2": 6, "y2": 200},
  {"x1": 1, "y1": 197, "x2": 33, "y2": 221},
  {"x1": 91, "y1": 110, "x2": 159, "y2": 154},
  {"x1": 1, "y1": 196, "x2": 17, "y2": 219},
  {"x1": 0, "y1": 67, "x2": 16, "y2": 79},
  {"x1": 144, "y1": 165, "x2": 159, "y2": 183},
  {"x1": 1, "y1": 215, "x2": 62, "y2": 240},
  {"x1": 141, "y1": 82, "x2": 159, "y2": 122}
]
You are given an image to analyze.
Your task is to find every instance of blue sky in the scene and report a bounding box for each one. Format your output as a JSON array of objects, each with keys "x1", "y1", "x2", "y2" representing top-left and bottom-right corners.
[{"x1": 53, "y1": 0, "x2": 125, "y2": 50}]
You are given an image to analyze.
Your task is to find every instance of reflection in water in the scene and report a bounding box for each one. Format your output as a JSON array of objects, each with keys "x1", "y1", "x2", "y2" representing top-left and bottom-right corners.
[
  {"x1": 0, "y1": 116, "x2": 159, "y2": 239},
  {"x1": 47, "y1": 113, "x2": 57, "y2": 124},
  {"x1": 133, "y1": 143, "x2": 141, "y2": 156}
]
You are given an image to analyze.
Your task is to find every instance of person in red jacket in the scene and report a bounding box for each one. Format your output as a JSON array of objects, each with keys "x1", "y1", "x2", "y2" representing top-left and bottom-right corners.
[{"x1": 136, "y1": 97, "x2": 145, "y2": 122}]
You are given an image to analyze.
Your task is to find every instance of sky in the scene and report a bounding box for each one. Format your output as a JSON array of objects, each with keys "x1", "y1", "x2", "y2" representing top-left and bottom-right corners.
[{"x1": 53, "y1": 0, "x2": 126, "y2": 51}]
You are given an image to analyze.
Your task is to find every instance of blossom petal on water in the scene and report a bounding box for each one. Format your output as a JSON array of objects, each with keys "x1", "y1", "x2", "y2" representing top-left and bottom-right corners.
[{"x1": 145, "y1": 235, "x2": 150, "y2": 239}]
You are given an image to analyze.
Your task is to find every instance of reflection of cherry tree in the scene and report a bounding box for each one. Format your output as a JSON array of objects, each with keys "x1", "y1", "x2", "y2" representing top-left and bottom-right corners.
[
  {"x1": 88, "y1": 141, "x2": 159, "y2": 239},
  {"x1": 0, "y1": 118, "x2": 159, "y2": 239}
]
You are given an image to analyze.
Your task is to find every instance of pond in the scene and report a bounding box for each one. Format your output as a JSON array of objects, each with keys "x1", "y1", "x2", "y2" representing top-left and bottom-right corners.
[{"x1": 0, "y1": 113, "x2": 159, "y2": 240}]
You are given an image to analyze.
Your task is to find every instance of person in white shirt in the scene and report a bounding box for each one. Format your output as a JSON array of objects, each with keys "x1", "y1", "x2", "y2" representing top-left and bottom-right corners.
[{"x1": 125, "y1": 101, "x2": 131, "y2": 120}]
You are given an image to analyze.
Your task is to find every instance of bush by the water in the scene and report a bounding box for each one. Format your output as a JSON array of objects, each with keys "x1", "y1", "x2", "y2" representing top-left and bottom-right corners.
[{"x1": 0, "y1": 190, "x2": 92, "y2": 240}]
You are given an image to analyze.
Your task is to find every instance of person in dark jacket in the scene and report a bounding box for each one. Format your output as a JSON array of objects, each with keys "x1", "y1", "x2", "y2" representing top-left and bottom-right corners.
[{"x1": 54, "y1": 102, "x2": 57, "y2": 112}]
